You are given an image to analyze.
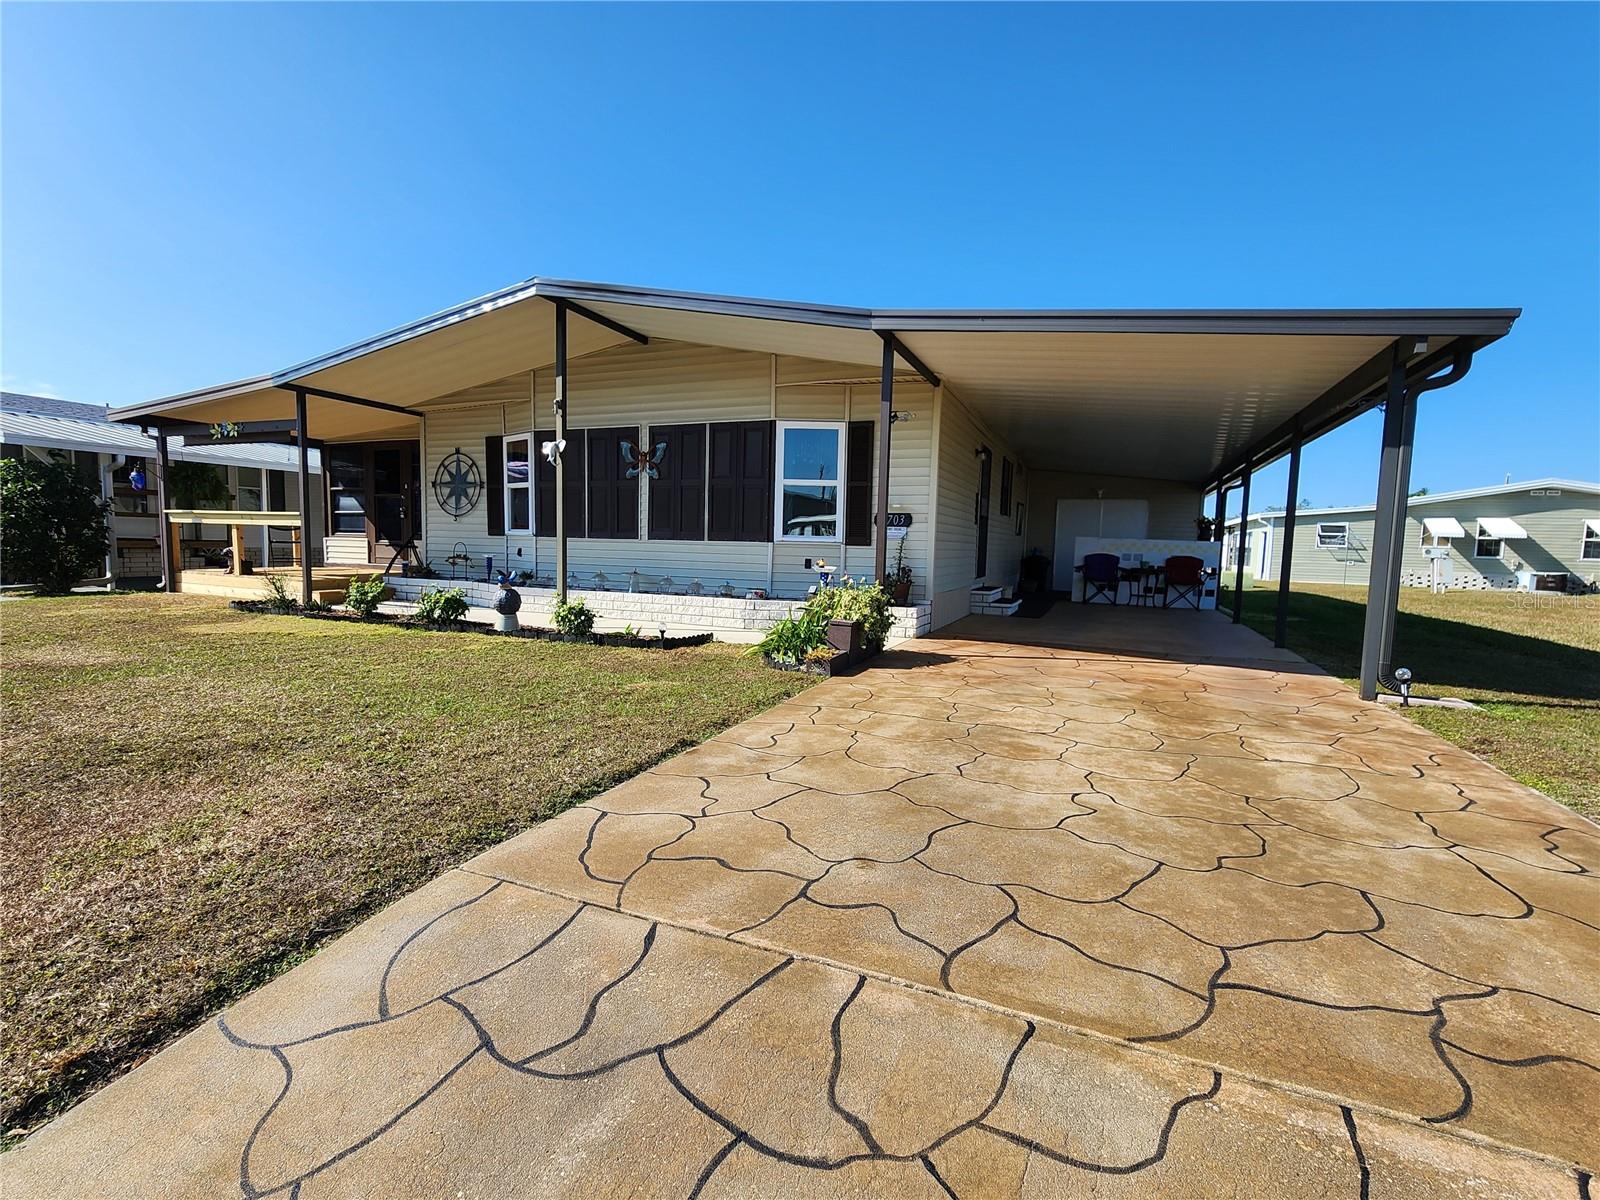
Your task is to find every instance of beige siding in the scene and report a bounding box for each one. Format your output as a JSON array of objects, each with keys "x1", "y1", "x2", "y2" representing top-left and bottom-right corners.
[
  {"x1": 420, "y1": 385, "x2": 519, "y2": 577},
  {"x1": 416, "y1": 339, "x2": 937, "y2": 600},
  {"x1": 930, "y1": 385, "x2": 1026, "y2": 627}
]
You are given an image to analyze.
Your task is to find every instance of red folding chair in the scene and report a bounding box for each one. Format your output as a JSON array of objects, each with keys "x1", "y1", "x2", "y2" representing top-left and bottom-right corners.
[{"x1": 1164, "y1": 555, "x2": 1204, "y2": 609}]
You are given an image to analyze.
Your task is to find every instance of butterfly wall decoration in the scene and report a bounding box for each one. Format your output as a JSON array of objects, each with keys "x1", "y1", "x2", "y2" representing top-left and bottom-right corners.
[{"x1": 621, "y1": 439, "x2": 669, "y2": 479}]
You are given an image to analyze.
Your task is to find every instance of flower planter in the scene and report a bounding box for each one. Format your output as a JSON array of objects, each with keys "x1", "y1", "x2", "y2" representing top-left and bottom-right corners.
[{"x1": 827, "y1": 618, "x2": 864, "y2": 663}]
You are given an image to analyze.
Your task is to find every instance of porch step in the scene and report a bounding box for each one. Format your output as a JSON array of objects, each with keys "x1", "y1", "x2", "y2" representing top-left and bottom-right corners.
[
  {"x1": 970, "y1": 586, "x2": 1019, "y2": 616},
  {"x1": 972, "y1": 599, "x2": 1022, "y2": 617}
]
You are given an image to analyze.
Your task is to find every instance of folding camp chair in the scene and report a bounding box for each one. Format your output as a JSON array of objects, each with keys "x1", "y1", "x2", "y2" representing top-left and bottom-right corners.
[
  {"x1": 1163, "y1": 555, "x2": 1205, "y2": 609},
  {"x1": 1080, "y1": 553, "x2": 1121, "y2": 604}
]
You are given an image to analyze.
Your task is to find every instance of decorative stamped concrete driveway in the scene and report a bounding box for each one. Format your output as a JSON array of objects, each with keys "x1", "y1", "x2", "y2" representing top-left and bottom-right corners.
[{"x1": 6, "y1": 630, "x2": 1597, "y2": 1198}]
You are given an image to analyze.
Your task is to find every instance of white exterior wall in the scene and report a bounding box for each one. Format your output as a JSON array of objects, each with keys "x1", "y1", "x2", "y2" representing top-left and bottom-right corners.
[{"x1": 1024, "y1": 471, "x2": 1203, "y2": 552}]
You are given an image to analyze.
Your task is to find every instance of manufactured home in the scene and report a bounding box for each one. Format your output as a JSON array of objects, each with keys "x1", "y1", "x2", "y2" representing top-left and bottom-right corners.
[
  {"x1": 1, "y1": 392, "x2": 323, "y2": 587},
  {"x1": 106, "y1": 277, "x2": 1518, "y2": 696},
  {"x1": 1226, "y1": 479, "x2": 1600, "y2": 591}
]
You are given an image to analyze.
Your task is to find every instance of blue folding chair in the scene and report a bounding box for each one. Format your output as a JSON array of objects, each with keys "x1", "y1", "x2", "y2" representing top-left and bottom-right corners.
[{"x1": 1080, "y1": 553, "x2": 1120, "y2": 604}]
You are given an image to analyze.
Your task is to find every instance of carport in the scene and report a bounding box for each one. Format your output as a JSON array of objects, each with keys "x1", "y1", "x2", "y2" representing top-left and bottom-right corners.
[{"x1": 109, "y1": 277, "x2": 1518, "y2": 699}]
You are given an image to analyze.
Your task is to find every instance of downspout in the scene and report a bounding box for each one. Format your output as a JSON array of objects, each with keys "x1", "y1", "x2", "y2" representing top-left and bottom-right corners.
[{"x1": 1372, "y1": 343, "x2": 1475, "y2": 695}]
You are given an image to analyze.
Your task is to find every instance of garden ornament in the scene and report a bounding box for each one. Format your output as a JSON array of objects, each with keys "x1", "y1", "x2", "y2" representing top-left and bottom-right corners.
[{"x1": 493, "y1": 571, "x2": 522, "y2": 632}]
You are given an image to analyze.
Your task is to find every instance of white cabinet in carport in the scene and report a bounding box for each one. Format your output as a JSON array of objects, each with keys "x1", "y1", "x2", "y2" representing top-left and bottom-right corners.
[{"x1": 1052, "y1": 499, "x2": 1149, "y2": 591}]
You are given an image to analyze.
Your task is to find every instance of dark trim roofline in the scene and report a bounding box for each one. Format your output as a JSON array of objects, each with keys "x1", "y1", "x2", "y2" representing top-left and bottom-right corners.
[{"x1": 108, "y1": 274, "x2": 1521, "y2": 424}]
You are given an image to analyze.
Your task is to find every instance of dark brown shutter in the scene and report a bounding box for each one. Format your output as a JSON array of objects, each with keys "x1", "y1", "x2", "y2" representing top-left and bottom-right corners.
[
  {"x1": 845, "y1": 420, "x2": 874, "y2": 546},
  {"x1": 586, "y1": 427, "x2": 639, "y2": 540},
  {"x1": 708, "y1": 420, "x2": 773, "y2": 542},
  {"x1": 534, "y1": 429, "x2": 586, "y2": 538},
  {"x1": 648, "y1": 424, "x2": 706, "y2": 540},
  {"x1": 485, "y1": 437, "x2": 504, "y2": 536},
  {"x1": 1000, "y1": 457, "x2": 1013, "y2": 516}
]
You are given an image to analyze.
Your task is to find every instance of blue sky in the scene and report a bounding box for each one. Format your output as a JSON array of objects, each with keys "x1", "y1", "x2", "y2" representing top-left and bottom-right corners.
[{"x1": 3, "y1": 2, "x2": 1595, "y2": 512}]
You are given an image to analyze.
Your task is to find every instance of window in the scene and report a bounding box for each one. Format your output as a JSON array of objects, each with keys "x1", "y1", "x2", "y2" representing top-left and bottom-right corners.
[
  {"x1": 1420, "y1": 526, "x2": 1448, "y2": 548},
  {"x1": 708, "y1": 420, "x2": 773, "y2": 542},
  {"x1": 328, "y1": 448, "x2": 367, "y2": 534},
  {"x1": 505, "y1": 434, "x2": 532, "y2": 534},
  {"x1": 775, "y1": 421, "x2": 844, "y2": 541},
  {"x1": 1315, "y1": 522, "x2": 1349, "y2": 549},
  {"x1": 648, "y1": 424, "x2": 706, "y2": 541},
  {"x1": 1582, "y1": 520, "x2": 1600, "y2": 561},
  {"x1": 999, "y1": 457, "x2": 1013, "y2": 516},
  {"x1": 1474, "y1": 523, "x2": 1503, "y2": 559}
]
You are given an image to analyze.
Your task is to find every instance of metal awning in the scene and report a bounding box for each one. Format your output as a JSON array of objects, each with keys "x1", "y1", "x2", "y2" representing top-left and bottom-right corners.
[
  {"x1": 1475, "y1": 516, "x2": 1528, "y2": 539},
  {"x1": 108, "y1": 277, "x2": 1519, "y2": 482},
  {"x1": 1422, "y1": 516, "x2": 1467, "y2": 538}
]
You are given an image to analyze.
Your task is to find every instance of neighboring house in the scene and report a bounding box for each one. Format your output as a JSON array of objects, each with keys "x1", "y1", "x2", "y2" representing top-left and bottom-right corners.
[
  {"x1": 1225, "y1": 479, "x2": 1600, "y2": 590},
  {"x1": 105, "y1": 277, "x2": 1519, "y2": 638},
  {"x1": 0, "y1": 392, "x2": 323, "y2": 586}
]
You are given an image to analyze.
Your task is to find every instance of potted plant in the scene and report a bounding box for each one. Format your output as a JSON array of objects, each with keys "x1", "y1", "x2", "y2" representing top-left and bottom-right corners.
[{"x1": 887, "y1": 537, "x2": 913, "y2": 606}]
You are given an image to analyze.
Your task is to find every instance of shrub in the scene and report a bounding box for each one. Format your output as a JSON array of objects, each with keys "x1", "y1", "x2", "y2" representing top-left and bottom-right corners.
[
  {"x1": 803, "y1": 578, "x2": 894, "y2": 651},
  {"x1": 0, "y1": 454, "x2": 112, "y2": 594},
  {"x1": 415, "y1": 587, "x2": 469, "y2": 624},
  {"x1": 343, "y1": 574, "x2": 387, "y2": 619},
  {"x1": 748, "y1": 608, "x2": 827, "y2": 664},
  {"x1": 262, "y1": 574, "x2": 300, "y2": 614},
  {"x1": 553, "y1": 596, "x2": 595, "y2": 637}
]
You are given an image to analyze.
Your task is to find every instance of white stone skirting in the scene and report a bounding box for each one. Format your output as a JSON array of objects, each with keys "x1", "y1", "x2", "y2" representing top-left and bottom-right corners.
[{"x1": 383, "y1": 576, "x2": 933, "y2": 644}]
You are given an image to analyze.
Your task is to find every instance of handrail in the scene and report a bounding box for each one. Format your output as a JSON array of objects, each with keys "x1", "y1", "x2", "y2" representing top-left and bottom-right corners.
[{"x1": 162, "y1": 509, "x2": 302, "y2": 525}]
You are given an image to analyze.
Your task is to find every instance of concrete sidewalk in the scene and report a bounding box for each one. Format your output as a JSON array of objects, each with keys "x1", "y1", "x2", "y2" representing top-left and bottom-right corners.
[{"x1": 6, "y1": 635, "x2": 1595, "y2": 1198}]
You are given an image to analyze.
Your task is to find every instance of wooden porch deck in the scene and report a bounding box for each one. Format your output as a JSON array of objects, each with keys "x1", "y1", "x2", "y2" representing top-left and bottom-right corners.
[{"x1": 178, "y1": 566, "x2": 384, "y2": 604}]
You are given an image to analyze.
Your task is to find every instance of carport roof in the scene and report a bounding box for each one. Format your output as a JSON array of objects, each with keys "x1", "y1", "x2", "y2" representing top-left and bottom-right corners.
[{"x1": 110, "y1": 276, "x2": 1518, "y2": 484}]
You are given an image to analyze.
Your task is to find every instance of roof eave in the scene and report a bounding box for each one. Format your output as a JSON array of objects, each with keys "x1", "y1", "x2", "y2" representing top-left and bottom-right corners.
[{"x1": 109, "y1": 374, "x2": 278, "y2": 424}]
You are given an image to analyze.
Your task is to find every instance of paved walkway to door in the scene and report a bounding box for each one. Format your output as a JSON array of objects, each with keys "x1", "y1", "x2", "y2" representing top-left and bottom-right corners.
[{"x1": 6, "y1": 628, "x2": 1596, "y2": 1198}]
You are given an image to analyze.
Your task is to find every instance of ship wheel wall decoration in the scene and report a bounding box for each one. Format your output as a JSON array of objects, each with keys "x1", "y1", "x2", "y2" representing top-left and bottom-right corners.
[{"x1": 433, "y1": 448, "x2": 483, "y2": 519}]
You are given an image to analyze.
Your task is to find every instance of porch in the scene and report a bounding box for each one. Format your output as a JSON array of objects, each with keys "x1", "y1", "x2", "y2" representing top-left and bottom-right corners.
[
  {"x1": 938, "y1": 597, "x2": 1306, "y2": 666},
  {"x1": 177, "y1": 565, "x2": 383, "y2": 604}
]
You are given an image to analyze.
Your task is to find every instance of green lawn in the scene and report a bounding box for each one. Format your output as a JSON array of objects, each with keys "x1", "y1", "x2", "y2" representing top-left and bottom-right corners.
[
  {"x1": 0, "y1": 594, "x2": 813, "y2": 1141},
  {"x1": 1220, "y1": 582, "x2": 1600, "y2": 817}
]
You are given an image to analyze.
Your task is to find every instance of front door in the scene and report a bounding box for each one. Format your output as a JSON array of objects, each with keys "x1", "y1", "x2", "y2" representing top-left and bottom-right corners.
[
  {"x1": 327, "y1": 442, "x2": 419, "y2": 564},
  {"x1": 976, "y1": 448, "x2": 993, "y2": 578},
  {"x1": 369, "y1": 444, "x2": 418, "y2": 562}
]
